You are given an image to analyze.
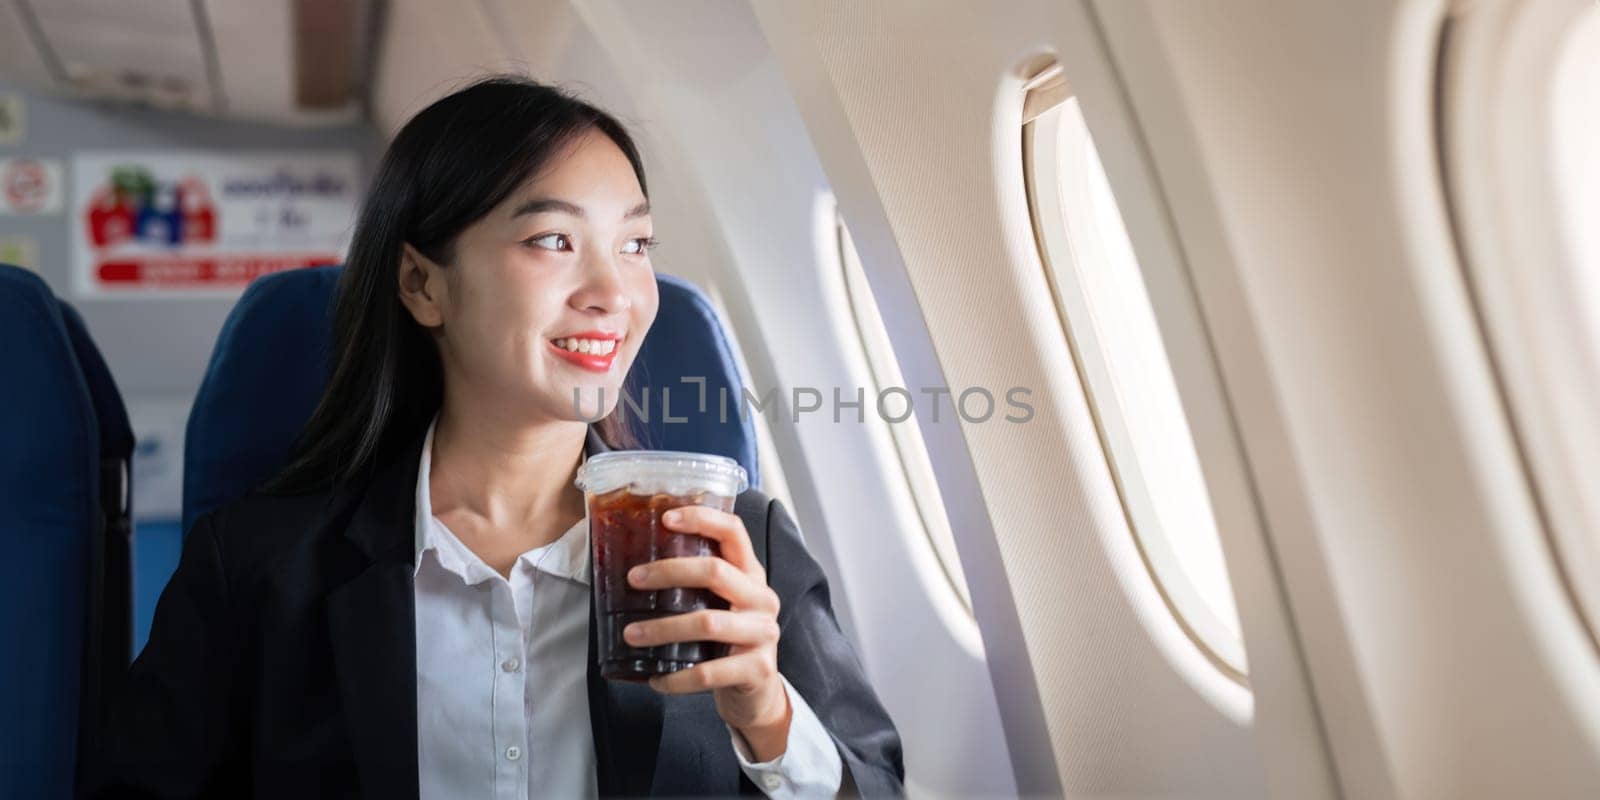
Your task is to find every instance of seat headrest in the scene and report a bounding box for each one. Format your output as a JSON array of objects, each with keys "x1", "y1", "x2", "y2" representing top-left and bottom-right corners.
[
  {"x1": 58, "y1": 302, "x2": 134, "y2": 472},
  {"x1": 0, "y1": 263, "x2": 99, "y2": 791},
  {"x1": 632, "y1": 273, "x2": 760, "y2": 485},
  {"x1": 182, "y1": 266, "x2": 340, "y2": 535}
]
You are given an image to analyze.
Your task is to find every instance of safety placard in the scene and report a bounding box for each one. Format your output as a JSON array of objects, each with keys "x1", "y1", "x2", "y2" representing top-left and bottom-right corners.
[{"x1": 70, "y1": 151, "x2": 360, "y2": 297}]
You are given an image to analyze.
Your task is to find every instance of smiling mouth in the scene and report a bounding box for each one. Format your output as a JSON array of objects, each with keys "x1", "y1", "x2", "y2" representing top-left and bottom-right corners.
[
  {"x1": 551, "y1": 336, "x2": 618, "y2": 356},
  {"x1": 547, "y1": 334, "x2": 622, "y2": 372}
]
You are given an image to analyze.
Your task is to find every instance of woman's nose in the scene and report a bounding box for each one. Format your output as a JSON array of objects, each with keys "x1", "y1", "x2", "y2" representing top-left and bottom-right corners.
[{"x1": 570, "y1": 250, "x2": 631, "y2": 314}]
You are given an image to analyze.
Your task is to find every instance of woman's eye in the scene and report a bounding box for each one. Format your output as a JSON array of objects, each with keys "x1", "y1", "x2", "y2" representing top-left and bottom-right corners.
[
  {"x1": 524, "y1": 233, "x2": 571, "y2": 251},
  {"x1": 622, "y1": 236, "x2": 658, "y2": 256}
]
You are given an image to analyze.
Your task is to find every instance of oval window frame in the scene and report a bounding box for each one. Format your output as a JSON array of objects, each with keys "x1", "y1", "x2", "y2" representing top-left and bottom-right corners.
[
  {"x1": 1439, "y1": 0, "x2": 1600, "y2": 651},
  {"x1": 1024, "y1": 91, "x2": 1249, "y2": 681}
]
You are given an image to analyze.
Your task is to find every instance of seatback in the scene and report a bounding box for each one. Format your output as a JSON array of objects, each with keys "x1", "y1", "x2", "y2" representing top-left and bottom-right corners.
[
  {"x1": 181, "y1": 266, "x2": 340, "y2": 535},
  {"x1": 0, "y1": 265, "x2": 100, "y2": 798},
  {"x1": 182, "y1": 266, "x2": 758, "y2": 534},
  {"x1": 631, "y1": 273, "x2": 760, "y2": 485},
  {"x1": 57, "y1": 303, "x2": 135, "y2": 673}
]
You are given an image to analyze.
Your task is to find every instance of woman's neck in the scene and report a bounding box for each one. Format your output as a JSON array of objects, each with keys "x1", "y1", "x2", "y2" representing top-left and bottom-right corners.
[{"x1": 427, "y1": 400, "x2": 589, "y2": 560}]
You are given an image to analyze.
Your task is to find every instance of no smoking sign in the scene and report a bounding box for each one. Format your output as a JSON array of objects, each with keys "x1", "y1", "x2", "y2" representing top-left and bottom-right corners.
[{"x1": 0, "y1": 157, "x2": 62, "y2": 215}]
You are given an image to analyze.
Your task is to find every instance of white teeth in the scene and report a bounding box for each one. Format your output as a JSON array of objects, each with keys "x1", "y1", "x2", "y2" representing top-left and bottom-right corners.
[{"x1": 554, "y1": 337, "x2": 617, "y2": 355}]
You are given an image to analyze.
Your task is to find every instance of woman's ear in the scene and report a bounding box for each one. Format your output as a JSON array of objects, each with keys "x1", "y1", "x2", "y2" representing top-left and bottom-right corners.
[{"x1": 398, "y1": 243, "x2": 446, "y2": 328}]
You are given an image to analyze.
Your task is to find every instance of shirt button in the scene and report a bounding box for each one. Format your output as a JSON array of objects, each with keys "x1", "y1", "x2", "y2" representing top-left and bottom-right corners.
[
  {"x1": 502, "y1": 657, "x2": 521, "y2": 672},
  {"x1": 761, "y1": 773, "x2": 782, "y2": 791},
  {"x1": 505, "y1": 745, "x2": 522, "y2": 761}
]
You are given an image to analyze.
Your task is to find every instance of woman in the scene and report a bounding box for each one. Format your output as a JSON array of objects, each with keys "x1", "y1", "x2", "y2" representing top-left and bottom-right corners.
[{"x1": 85, "y1": 76, "x2": 903, "y2": 799}]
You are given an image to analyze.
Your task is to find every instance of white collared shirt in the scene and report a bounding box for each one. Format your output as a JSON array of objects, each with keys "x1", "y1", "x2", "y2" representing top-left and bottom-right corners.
[{"x1": 412, "y1": 419, "x2": 844, "y2": 799}]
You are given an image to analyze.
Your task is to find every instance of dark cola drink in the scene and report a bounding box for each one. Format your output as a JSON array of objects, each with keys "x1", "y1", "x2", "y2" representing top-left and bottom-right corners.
[{"x1": 575, "y1": 451, "x2": 749, "y2": 682}]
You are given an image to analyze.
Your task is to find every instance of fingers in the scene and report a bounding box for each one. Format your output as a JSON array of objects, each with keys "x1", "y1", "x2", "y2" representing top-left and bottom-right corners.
[
  {"x1": 646, "y1": 649, "x2": 778, "y2": 695},
  {"x1": 629, "y1": 556, "x2": 780, "y2": 613},
  {"x1": 660, "y1": 506, "x2": 761, "y2": 576},
  {"x1": 624, "y1": 609, "x2": 780, "y2": 649}
]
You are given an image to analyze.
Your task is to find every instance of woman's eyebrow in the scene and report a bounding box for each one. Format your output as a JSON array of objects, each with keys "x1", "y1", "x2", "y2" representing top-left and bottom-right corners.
[{"x1": 510, "y1": 197, "x2": 651, "y2": 220}]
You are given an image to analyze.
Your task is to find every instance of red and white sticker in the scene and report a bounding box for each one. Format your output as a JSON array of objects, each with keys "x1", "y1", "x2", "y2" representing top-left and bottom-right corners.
[{"x1": 0, "y1": 157, "x2": 63, "y2": 215}]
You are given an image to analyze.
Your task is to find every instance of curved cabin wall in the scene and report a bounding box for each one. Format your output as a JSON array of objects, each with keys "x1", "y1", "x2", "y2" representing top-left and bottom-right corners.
[{"x1": 1100, "y1": 0, "x2": 1600, "y2": 796}]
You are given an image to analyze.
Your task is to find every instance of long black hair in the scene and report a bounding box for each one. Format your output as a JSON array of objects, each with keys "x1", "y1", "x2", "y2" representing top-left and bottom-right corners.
[{"x1": 265, "y1": 75, "x2": 645, "y2": 495}]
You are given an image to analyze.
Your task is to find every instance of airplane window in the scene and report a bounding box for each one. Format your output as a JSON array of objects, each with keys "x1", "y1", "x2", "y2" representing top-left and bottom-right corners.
[
  {"x1": 1026, "y1": 94, "x2": 1246, "y2": 675},
  {"x1": 1528, "y1": 2, "x2": 1600, "y2": 634},
  {"x1": 835, "y1": 216, "x2": 974, "y2": 613},
  {"x1": 1553, "y1": 8, "x2": 1599, "y2": 362},
  {"x1": 1545, "y1": 0, "x2": 1600, "y2": 625},
  {"x1": 1442, "y1": 1, "x2": 1600, "y2": 645}
]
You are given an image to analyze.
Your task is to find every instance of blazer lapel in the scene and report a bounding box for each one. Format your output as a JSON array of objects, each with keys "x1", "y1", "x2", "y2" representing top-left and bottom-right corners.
[
  {"x1": 582, "y1": 426, "x2": 666, "y2": 797},
  {"x1": 587, "y1": 592, "x2": 665, "y2": 797},
  {"x1": 329, "y1": 434, "x2": 425, "y2": 800}
]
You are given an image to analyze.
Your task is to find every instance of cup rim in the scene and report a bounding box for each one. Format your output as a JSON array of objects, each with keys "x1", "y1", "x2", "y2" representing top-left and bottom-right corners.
[{"x1": 574, "y1": 449, "x2": 750, "y2": 496}]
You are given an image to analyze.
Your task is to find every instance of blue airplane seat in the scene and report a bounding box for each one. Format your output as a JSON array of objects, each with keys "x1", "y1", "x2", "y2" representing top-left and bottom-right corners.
[
  {"x1": 0, "y1": 265, "x2": 101, "y2": 797},
  {"x1": 182, "y1": 267, "x2": 758, "y2": 538},
  {"x1": 57, "y1": 302, "x2": 135, "y2": 676},
  {"x1": 632, "y1": 273, "x2": 760, "y2": 486},
  {"x1": 182, "y1": 265, "x2": 341, "y2": 536}
]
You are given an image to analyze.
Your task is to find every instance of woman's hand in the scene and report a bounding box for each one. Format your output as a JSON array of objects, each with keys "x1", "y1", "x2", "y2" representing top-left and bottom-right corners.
[{"x1": 623, "y1": 506, "x2": 792, "y2": 760}]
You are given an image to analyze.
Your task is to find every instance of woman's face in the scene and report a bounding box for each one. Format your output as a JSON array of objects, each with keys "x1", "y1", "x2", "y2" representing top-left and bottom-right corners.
[{"x1": 400, "y1": 128, "x2": 658, "y2": 425}]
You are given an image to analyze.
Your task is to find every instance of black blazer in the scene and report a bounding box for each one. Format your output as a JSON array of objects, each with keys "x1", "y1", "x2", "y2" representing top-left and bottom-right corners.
[{"x1": 82, "y1": 430, "x2": 904, "y2": 798}]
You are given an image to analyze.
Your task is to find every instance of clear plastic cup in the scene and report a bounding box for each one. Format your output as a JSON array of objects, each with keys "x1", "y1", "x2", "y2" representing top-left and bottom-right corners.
[{"x1": 574, "y1": 450, "x2": 749, "y2": 682}]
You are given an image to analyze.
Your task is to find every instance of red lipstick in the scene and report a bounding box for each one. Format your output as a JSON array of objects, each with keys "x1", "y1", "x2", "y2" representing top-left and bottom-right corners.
[{"x1": 548, "y1": 330, "x2": 623, "y2": 373}]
